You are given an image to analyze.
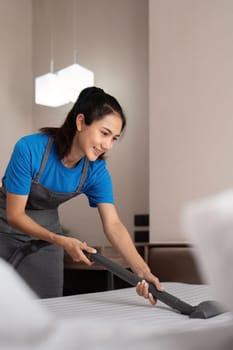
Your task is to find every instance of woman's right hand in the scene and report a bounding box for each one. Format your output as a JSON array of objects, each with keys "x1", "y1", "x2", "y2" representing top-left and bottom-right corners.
[{"x1": 62, "y1": 236, "x2": 96, "y2": 266}]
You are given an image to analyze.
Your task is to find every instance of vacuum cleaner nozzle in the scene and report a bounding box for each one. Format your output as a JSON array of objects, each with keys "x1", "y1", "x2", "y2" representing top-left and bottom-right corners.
[{"x1": 189, "y1": 300, "x2": 225, "y2": 319}]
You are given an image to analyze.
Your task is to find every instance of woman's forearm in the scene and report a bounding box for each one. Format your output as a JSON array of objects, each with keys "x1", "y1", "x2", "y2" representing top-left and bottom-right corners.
[
  {"x1": 104, "y1": 221, "x2": 150, "y2": 277},
  {"x1": 7, "y1": 211, "x2": 96, "y2": 265}
]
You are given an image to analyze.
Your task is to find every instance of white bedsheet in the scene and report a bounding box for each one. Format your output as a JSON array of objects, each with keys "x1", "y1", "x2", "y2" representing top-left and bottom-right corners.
[{"x1": 182, "y1": 188, "x2": 233, "y2": 311}]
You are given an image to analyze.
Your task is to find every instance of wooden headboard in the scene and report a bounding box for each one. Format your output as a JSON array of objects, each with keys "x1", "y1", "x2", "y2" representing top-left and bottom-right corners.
[{"x1": 147, "y1": 244, "x2": 203, "y2": 284}]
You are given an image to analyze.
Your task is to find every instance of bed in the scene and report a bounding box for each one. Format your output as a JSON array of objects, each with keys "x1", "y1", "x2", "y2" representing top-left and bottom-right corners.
[
  {"x1": 41, "y1": 282, "x2": 232, "y2": 328},
  {"x1": 39, "y1": 282, "x2": 233, "y2": 350},
  {"x1": 1, "y1": 248, "x2": 233, "y2": 350},
  {"x1": 1, "y1": 254, "x2": 232, "y2": 350}
]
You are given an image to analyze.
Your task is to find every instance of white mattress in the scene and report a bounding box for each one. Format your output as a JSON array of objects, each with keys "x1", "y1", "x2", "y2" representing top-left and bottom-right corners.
[
  {"x1": 1, "y1": 257, "x2": 232, "y2": 349},
  {"x1": 37, "y1": 283, "x2": 233, "y2": 350},
  {"x1": 41, "y1": 282, "x2": 232, "y2": 330}
]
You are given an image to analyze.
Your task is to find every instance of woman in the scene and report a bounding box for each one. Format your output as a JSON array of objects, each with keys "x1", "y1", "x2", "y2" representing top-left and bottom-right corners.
[{"x1": 0, "y1": 87, "x2": 163, "y2": 300}]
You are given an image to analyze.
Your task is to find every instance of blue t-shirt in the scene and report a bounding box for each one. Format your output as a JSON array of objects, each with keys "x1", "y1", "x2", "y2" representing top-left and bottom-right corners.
[{"x1": 2, "y1": 133, "x2": 114, "y2": 208}]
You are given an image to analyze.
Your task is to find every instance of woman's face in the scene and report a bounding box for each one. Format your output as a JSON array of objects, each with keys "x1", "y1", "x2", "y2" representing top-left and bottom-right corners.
[{"x1": 76, "y1": 112, "x2": 123, "y2": 161}]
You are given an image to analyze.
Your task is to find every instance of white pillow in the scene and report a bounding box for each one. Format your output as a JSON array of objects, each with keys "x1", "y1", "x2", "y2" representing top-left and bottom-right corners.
[
  {"x1": 182, "y1": 189, "x2": 233, "y2": 311},
  {"x1": 0, "y1": 258, "x2": 53, "y2": 345}
]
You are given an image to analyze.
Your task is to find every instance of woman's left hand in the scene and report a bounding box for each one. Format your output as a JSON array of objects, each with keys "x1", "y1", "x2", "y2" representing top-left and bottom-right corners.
[{"x1": 136, "y1": 271, "x2": 164, "y2": 305}]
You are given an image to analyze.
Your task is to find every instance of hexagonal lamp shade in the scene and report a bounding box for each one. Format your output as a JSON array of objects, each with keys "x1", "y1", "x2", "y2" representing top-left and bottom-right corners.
[
  {"x1": 35, "y1": 64, "x2": 94, "y2": 107},
  {"x1": 35, "y1": 72, "x2": 68, "y2": 107},
  {"x1": 58, "y1": 64, "x2": 94, "y2": 103}
]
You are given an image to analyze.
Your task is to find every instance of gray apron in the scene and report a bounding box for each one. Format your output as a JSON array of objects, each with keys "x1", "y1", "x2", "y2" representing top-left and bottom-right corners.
[{"x1": 0, "y1": 136, "x2": 88, "y2": 298}]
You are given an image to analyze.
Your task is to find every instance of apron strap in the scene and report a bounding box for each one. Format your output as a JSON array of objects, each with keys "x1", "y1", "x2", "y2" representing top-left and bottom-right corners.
[
  {"x1": 33, "y1": 137, "x2": 54, "y2": 184},
  {"x1": 76, "y1": 157, "x2": 89, "y2": 193}
]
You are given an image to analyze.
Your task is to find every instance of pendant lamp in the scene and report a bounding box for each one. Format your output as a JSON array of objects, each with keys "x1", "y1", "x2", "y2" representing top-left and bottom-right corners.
[
  {"x1": 34, "y1": 0, "x2": 94, "y2": 107},
  {"x1": 57, "y1": 63, "x2": 94, "y2": 103},
  {"x1": 35, "y1": 72, "x2": 68, "y2": 107}
]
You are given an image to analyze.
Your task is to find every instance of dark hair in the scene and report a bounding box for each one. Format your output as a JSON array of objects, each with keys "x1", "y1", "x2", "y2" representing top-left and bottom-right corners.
[{"x1": 40, "y1": 87, "x2": 126, "y2": 160}]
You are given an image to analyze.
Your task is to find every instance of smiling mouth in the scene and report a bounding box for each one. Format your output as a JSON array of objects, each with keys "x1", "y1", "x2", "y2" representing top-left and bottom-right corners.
[{"x1": 93, "y1": 147, "x2": 103, "y2": 156}]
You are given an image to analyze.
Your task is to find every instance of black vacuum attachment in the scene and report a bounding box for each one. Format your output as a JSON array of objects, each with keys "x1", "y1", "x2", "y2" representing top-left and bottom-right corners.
[{"x1": 87, "y1": 251, "x2": 225, "y2": 319}]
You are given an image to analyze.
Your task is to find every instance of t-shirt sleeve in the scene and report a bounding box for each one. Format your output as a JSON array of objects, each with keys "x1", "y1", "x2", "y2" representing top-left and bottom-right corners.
[
  {"x1": 83, "y1": 161, "x2": 115, "y2": 208},
  {"x1": 3, "y1": 139, "x2": 33, "y2": 195}
]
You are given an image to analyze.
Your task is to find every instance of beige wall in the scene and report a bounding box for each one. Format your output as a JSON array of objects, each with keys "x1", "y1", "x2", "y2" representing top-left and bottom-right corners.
[
  {"x1": 32, "y1": 0, "x2": 149, "y2": 245},
  {"x1": 0, "y1": 0, "x2": 32, "y2": 177},
  {"x1": 149, "y1": 0, "x2": 233, "y2": 243}
]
